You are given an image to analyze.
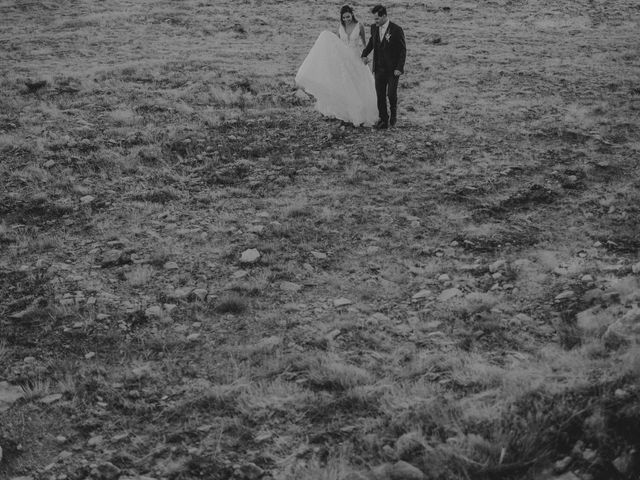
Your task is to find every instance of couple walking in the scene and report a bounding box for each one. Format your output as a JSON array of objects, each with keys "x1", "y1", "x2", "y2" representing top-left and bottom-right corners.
[{"x1": 296, "y1": 4, "x2": 406, "y2": 129}]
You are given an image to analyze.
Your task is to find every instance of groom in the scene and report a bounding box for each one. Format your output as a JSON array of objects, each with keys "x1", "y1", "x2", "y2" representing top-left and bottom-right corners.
[{"x1": 361, "y1": 4, "x2": 406, "y2": 129}]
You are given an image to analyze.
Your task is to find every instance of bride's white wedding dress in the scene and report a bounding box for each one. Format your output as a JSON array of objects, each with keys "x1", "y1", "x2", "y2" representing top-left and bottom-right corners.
[{"x1": 295, "y1": 25, "x2": 378, "y2": 127}]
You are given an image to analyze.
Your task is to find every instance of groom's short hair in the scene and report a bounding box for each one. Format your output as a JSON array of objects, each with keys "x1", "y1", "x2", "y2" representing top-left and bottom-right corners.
[{"x1": 372, "y1": 5, "x2": 387, "y2": 16}]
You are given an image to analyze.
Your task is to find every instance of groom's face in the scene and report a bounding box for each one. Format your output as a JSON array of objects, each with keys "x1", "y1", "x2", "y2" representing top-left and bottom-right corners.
[{"x1": 373, "y1": 13, "x2": 387, "y2": 27}]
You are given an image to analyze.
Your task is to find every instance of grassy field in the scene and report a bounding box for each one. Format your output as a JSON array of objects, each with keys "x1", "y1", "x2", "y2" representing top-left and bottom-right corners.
[{"x1": 1, "y1": 0, "x2": 640, "y2": 479}]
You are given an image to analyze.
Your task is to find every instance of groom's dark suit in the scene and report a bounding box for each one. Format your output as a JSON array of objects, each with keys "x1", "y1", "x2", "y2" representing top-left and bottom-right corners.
[{"x1": 362, "y1": 21, "x2": 406, "y2": 126}]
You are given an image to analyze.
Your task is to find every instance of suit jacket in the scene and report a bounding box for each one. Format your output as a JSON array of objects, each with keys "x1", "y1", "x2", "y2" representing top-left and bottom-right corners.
[{"x1": 361, "y1": 21, "x2": 406, "y2": 74}]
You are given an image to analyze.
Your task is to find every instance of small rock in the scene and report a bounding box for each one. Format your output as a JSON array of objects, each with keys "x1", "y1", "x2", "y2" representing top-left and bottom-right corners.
[
  {"x1": 280, "y1": 281, "x2": 302, "y2": 292},
  {"x1": 170, "y1": 287, "x2": 193, "y2": 300},
  {"x1": 396, "y1": 432, "x2": 427, "y2": 461},
  {"x1": 87, "y1": 435, "x2": 103, "y2": 447},
  {"x1": 437, "y1": 274, "x2": 450, "y2": 282},
  {"x1": 612, "y1": 451, "x2": 634, "y2": 475},
  {"x1": 614, "y1": 388, "x2": 629, "y2": 399},
  {"x1": 240, "y1": 248, "x2": 261, "y2": 264},
  {"x1": 0, "y1": 381, "x2": 25, "y2": 412},
  {"x1": 163, "y1": 261, "x2": 179, "y2": 270},
  {"x1": 389, "y1": 460, "x2": 425, "y2": 480},
  {"x1": 44, "y1": 160, "x2": 56, "y2": 168},
  {"x1": 333, "y1": 298, "x2": 353, "y2": 307},
  {"x1": 100, "y1": 249, "x2": 130, "y2": 268},
  {"x1": 438, "y1": 288, "x2": 462, "y2": 302},
  {"x1": 311, "y1": 251, "x2": 327, "y2": 259},
  {"x1": 582, "y1": 448, "x2": 597, "y2": 462},
  {"x1": 489, "y1": 259, "x2": 506, "y2": 273},
  {"x1": 85, "y1": 352, "x2": 96, "y2": 360},
  {"x1": 237, "y1": 462, "x2": 264, "y2": 480},
  {"x1": 95, "y1": 461, "x2": 121, "y2": 480},
  {"x1": 39, "y1": 393, "x2": 63, "y2": 405},
  {"x1": 581, "y1": 274, "x2": 594, "y2": 283},
  {"x1": 192, "y1": 288, "x2": 208, "y2": 300},
  {"x1": 555, "y1": 290, "x2": 575, "y2": 301},
  {"x1": 294, "y1": 89, "x2": 310, "y2": 101},
  {"x1": 411, "y1": 289, "x2": 431, "y2": 300},
  {"x1": 186, "y1": 333, "x2": 200, "y2": 341},
  {"x1": 632, "y1": 262, "x2": 640, "y2": 274},
  {"x1": 554, "y1": 456, "x2": 572, "y2": 473},
  {"x1": 80, "y1": 195, "x2": 95, "y2": 204}
]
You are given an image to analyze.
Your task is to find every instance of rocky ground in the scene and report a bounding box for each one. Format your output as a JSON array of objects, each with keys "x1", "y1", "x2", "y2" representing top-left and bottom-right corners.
[{"x1": 1, "y1": 0, "x2": 640, "y2": 479}]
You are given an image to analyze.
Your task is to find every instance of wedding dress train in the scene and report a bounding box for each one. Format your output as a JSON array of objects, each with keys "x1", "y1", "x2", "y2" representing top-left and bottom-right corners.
[{"x1": 295, "y1": 30, "x2": 378, "y2": 127}]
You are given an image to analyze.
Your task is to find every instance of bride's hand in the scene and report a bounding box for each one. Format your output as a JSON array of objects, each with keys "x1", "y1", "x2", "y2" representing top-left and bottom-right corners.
[{"x1": 361, "y1": 57, "x2": 369, "y2": 64}]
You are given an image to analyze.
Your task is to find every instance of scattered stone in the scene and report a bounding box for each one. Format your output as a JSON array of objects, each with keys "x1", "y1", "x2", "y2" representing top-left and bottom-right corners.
[
  {"x1": 333, "y1": 298, "x2": 353, "y2": 307},
  {"x1": 237, "y1": 462, "x2": 264, "y2": 480},
  {"x1": 632, "y1": 262, "x2": 640, "y2": 274},
  {"x1": 366, "y1": 245, "x2": 381, "y2": 254},
  {"x1": 163, "y1": 261, "x2": 179, "y2": 270},
  {"x1": 186, "y1": 333, "x2": 200, "y2": 342},
  {"x1": 39, "y1": 393, "x2": 63, "y2": 405},
  {"x1": 80, "y1": 195, "x2": 95, "y2": 204},
  {"x1": 87, "y1": 435, "x2": 104, "y2": 447},
  {"x1": 389, "y1": 460, "x2": 425, "y2": 480},
  {"x1": 232, "y1": 269, "x2": 249, "y2": 279},
  {"x1": 240, "y1": 248, "x2": 261, "y2": 264},
  {"x1": 164, "y1": 303, "x2": 177, "y2": 312},
  {"x1": 438, "y1": 288, "x2": 462, "y2": 302},
  {"x1": 581, "y1": 274, "x2": 594, "y2": 283},
  {"x1": 55, "y1": 435, "x2": 67, "y2": 443},
  {"x1": 614, "y1": 388, "x2": 629, "y2": 399},
  {"x1": 411, "y1": 289, "x2": 431, "y2": 300},
  {"x1": 0, "y1": 382, "x2": 25, "y2": 412},
  {"x1": 554, "y1": 456, "x2": 572, "y2": 473},
  {"x1": 326, "y1": 329, "x2": 341, "y2": 341},
  {"x1": 94, "y1": 461, "x2": 121, "y2": 480},
  {"x1": 437, "y1": 274, "x2": 450, "y2": 282},
  {"x1": 555, "y1": 290, "x2": 575, "y2": 301},
  {"x1": 489, "y1": 259, "x2": 506, "y2": 273},
  {"x1": 192, "y1": 288, "x2": 208, "y2": 300},
  {"x1": 170, "y1": 287, "x2": 193, "y2": 300},
  {"x1": 311, "y1": 251, "x2": 327, "y2": 259},
  {"x1": 612, "y1": 451, "x2": 634, "y2": 475},
  {"x1": 603, "y1": 305, "x2": 640, "y2": 348},
  {"x1": 280, "y1": 281, "x2": 302, "y2": 292},
  {"x1": 100, "y1": 249, "x2": 130, "y2": 268},
  {"x1": 582, "y1": 448, "x2": 597, "y2": 462},
  {"x1": 396, "y1": 432, "x2": 427, "y2": 461},
  {"x1": 85, "y1": 352, "x2": 96, "y2": 360},
  {"x1": 294, "y1": 89, "x2": 310, "y2": 101}
]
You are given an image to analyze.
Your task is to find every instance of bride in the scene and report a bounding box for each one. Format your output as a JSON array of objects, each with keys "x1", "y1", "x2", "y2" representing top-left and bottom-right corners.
[{"x1": 295, "y1": 5, "x2": 378, "y2": 127}]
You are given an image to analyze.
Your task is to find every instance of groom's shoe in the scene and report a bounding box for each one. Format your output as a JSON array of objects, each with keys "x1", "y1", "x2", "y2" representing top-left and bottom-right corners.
[
  {"x1": 390, "y1": 115, "x2": 397, "y2": 127},
  {"x1": 375, "y1": 119, "x2": 388, "y2": 130}
]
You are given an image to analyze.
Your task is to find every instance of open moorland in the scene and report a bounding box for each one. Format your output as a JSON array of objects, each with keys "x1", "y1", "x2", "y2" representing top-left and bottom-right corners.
[{"x1": 1, "y1": 0, "x2": 640, "y2": 479}]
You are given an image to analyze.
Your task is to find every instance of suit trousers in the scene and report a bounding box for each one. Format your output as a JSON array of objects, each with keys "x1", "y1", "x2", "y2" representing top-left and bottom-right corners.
[{"x1": 374, "y1": 70, "x2": 399, "y2": 123}]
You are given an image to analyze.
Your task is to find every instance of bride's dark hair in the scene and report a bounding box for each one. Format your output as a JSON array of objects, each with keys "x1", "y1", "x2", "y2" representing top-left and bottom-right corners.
[{"x1": 340, "y1": 5, "x2": 357, "y2": 26}]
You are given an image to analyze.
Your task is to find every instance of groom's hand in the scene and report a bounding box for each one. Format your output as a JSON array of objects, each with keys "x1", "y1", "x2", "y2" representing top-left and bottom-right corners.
[
  {"x1": 362, "y1": 57, "x2": 369, "y2": 64},
  {"x1": 394, "y1": 70, "x2": 402, "y2": 76}
]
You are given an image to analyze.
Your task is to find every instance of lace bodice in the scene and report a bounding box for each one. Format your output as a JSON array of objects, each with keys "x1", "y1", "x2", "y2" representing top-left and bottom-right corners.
[{"x1": 338, "y1": 22, "x2": 365, "y2": 53}]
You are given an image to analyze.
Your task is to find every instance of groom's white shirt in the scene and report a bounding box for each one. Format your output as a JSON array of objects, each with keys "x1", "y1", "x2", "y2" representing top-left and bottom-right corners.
[{"x1": 378, "y1": 20, "x2": 390, "y2": 41}]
